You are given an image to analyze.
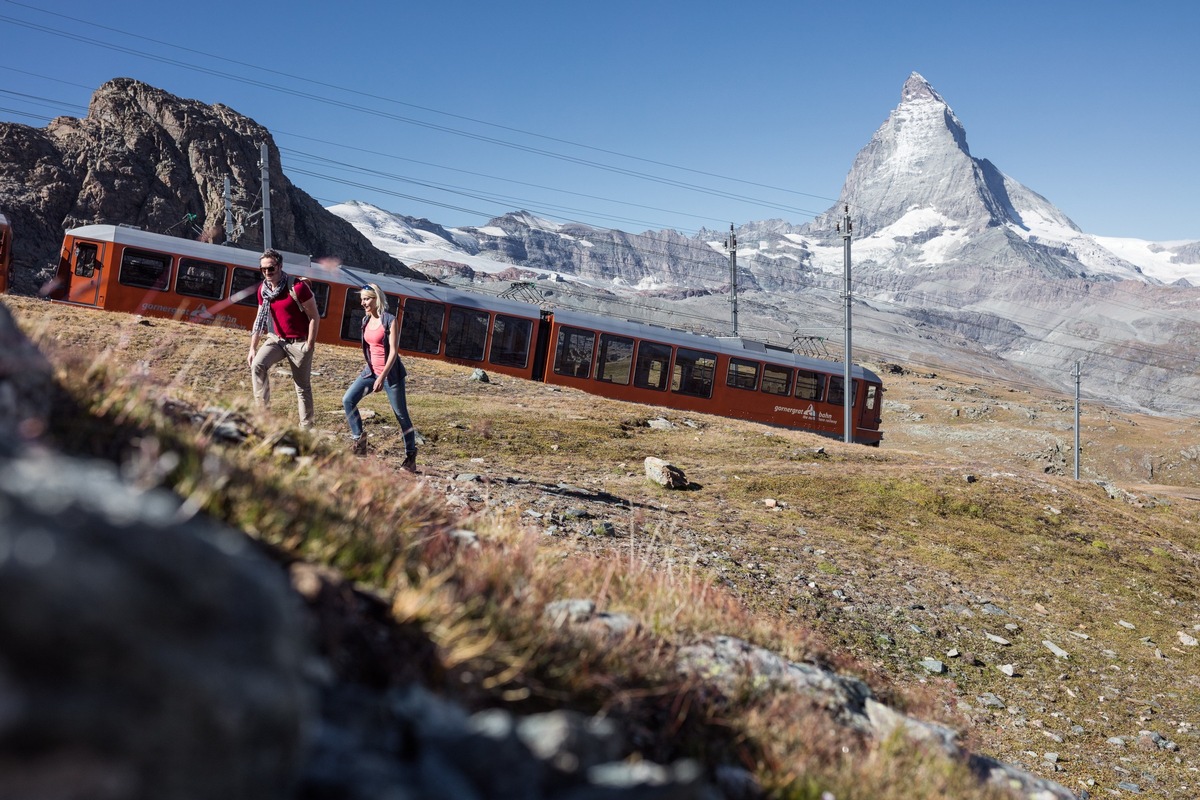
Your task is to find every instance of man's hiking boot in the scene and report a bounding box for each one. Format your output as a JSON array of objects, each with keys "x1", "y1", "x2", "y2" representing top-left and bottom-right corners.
[
  {"x1": 401, "y1": 451, "x2": 417, "y2": 473},
  {"x1": 352, "y1": 437, "x2": 368, "y2": 457}
]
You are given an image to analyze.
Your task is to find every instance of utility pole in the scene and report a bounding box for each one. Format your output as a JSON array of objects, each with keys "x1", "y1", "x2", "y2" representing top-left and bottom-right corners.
[
  {"x1": 726, "y1": 224, "x2": 738, "y2": 336},
  {"x1": 837, "y1": 205, "x2": 853, "y2": 444},
  {"x1": 259, "y1": 142, "x2": 272, "y2": 250},
  {"x1": 223, "y1": 177, "x2": 234, "y2": 243},
  {"x1": 1073, "y1": 361, "x2": 1081, "y2": 480}
]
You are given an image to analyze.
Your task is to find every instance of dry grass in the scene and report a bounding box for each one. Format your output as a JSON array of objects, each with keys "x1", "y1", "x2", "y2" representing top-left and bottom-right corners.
[{"x1": 7, "y1": 293, "x2": 1199, "y2": 799}]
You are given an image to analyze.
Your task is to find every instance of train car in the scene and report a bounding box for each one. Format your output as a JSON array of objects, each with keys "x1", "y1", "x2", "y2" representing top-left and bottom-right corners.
[
  {"x1": 541, "y1": 309, "x2": 883, "y2": 445},
  {"x1": 50, "y1": 223, "x2": 883, "y2": 443},
  {"x1": 51, "y1": 223, "x2": 546, "y2": 382},
  {"x1": 0, "y1": 213, "x2": 12, "y2": 294}
]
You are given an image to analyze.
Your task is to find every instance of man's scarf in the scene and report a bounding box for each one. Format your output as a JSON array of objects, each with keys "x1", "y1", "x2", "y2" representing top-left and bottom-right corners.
[{"x1": 252, "y1": 273, "x2": 288, "y2": 334}]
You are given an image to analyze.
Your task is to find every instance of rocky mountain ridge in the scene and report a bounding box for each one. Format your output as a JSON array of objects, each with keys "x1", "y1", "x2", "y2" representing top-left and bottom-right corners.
[{"x1": 0, "y1": 78, "x2": 422, "y2": 294}]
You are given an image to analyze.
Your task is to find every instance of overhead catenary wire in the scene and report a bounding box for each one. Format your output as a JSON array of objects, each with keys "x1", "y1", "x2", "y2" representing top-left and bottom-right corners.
[{"x1": 0, "y1": 6, "x2": 1196, "y2": 414}]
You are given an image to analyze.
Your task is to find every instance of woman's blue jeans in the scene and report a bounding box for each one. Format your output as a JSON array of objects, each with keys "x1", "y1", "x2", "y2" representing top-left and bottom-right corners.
[{"x1": 343, "y1": 371, "x2": 417, "y2": 455}]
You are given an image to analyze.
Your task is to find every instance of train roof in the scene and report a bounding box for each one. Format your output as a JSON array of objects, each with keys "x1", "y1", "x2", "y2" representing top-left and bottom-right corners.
[
  {"x1": 64, "y1": 224, "x2": 312, "y2": 268},
  {"x1": 64, "y1": 224, "x2": 882, "y2": 384},
  {"x1": 344, "y1": 267, "x2": 881, "y2": 383},
  {"x1": 552, "y1": 307, "x2": 881, "y2": 382}
]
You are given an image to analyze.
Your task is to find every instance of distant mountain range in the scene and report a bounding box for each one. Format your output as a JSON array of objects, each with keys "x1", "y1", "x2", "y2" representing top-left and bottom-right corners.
[
  {"x1": 329, "y1": 73, "x2": 1200, "y2": 416},
  {"x1": 1, "y1": 73, "x2": 1197, "y2": 416}
]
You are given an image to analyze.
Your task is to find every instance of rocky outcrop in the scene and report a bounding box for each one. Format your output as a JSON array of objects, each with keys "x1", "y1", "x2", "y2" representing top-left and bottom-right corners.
[
  {"x1": 0, "y1": 450, "x2": 312, "y2": 800},
  {"x1": 0, "y1": 78, "x2": 423, "y2": 294}
]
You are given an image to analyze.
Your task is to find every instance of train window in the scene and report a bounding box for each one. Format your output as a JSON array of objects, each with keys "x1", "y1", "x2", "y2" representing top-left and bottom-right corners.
[
  {"x1": 633, "y1": 341, "x2": 672, "y2": 391},
  {"x1": 553, "y1": 326, "x2": 596, "y2": 378},
  {"x1": 175, "y1": 257, "x2": 228, "y2": 300},
  {"x1": 446, "y1": 307, "x2": 489, "y2": 361},
  {"x1": 73, "y1": 242, "x2": 99, "y2": 278},
  {"x1": 343, "y1": 288, "x2": 402, "y2": 341},
  {"x1": 761, "y1": 364, "x2": 792, "y2": 396},
  {"x1": 118, "y1": 248, "x2": 171, "y2": 291},
  {"x1": 230, "y1": 268, "x2": 260, "y2": 306},
  {"x1": 865, "y1": 384, "x2": 879, "y2": 412},
  {"x1": 489, "y1": 314, "x2": 532, "y2": 368},
  {"x1": 828, "y1": 376, "x2": 857, "y2": 406},
  {"x1": 399, "y1": 298, "x2": 445, "y2": 354},
  {"x1": 596, "y1": 334, "x2": 634, "y2": 385},
  {"x1": 726, "y1": 358, "x2": 760, "y2": 390},
  {"x1": 340, "y1": 287, "x2": 368, "y2": 340},
  {"x1": 307, "y1": 281, "x2": 331, "y2": 317},
  {"x1": 672, "y1": 348, "x2": 716, "y2": 398},
  {"x1": 795, "y1": 369, "x2": 824, "y2": 401}
]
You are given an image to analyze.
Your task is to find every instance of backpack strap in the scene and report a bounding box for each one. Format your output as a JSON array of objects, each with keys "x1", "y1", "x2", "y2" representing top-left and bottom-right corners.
[{"x1": 288, "y1": 275, "x2": 314, "y2": 319}]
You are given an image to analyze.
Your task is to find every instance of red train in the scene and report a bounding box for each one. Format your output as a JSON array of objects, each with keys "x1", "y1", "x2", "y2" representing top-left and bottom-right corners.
[{"x1": 44, "y1": 223, "x2": 884, "y2": 444}]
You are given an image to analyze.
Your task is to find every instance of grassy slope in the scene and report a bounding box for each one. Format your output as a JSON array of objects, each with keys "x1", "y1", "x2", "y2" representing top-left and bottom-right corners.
[{"x1": 8, "y1": 293, "x2": 1198, "y2": 799}]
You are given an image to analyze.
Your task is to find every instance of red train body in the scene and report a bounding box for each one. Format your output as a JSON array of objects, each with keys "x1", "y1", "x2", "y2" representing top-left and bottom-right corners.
[{"x1": 46, "y1": 224, "x2": 884, "y2": 444}]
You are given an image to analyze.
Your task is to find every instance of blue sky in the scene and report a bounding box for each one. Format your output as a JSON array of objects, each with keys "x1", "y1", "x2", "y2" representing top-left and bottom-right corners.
[{"x1": 1, "y1": 0, "x2": 1196, "y2": 240}]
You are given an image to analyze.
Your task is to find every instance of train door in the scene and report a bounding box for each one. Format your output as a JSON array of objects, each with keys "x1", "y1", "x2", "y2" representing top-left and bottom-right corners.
[
  {"x1": 61, "y1": 239, "x2": 107, "y2": 306},
  {"x1": 530, "y1": 311, "x2": 552, "y2": 381}
]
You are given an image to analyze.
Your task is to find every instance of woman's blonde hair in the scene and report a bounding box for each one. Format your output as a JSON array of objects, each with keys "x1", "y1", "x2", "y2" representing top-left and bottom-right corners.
[{"x1": 362, "y1": 283, "x2": 386, "y2": 315}]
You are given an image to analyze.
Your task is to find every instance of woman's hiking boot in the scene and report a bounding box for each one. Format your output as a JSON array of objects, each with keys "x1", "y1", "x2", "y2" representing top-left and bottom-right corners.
[
  {"x1": 401, "y1": 451, "x2": 418, "y2": 473},
  {"x1": 352, "y1": 436, "x2": 368, "y2": 457}
]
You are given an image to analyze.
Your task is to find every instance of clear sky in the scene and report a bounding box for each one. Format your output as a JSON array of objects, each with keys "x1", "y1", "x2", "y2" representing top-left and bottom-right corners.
[{"x1": 0, "y1": 0, "x2": 1196, "y2": 241}]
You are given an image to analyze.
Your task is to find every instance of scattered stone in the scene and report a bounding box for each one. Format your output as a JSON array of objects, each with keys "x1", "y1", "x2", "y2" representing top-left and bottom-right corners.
[
  {"x1": 981, "y1": 603, "x2": 1008, "y2": 616},
  {"x1": 468, "y1": 368, "x2": 490, "y2": 383},
  {"x1": 985, "y1": 632, "x2": 1011, "y2": 646},
  {"x1": 1117, "y1": 620, "x2": 1136, "y2": 629},
  {"x1": 998, "y1": 664, "x2": 1017, "y2": 677},
  {"x1": 1043, "y1": 640, "x2": 1070, "y2": 659},
  {"x1": 646, "y1": 417, "x2": 675, "y2": 430},
  {"x1": 920, "y1": 659, "x2": 945, "y2": 674},
  {"x1": 544, "y1": 599, "x2": 596, "y2": 627},
  {"x1": 978, "y1": 693, "x2": 1006, "y2": 709},
  {"x1": 1177, "y1": 631, "x2": 1198, "y2": 647},
  {"x1": 763, "y1": 498, "x2": 777, "y2": 508},
  {"x1": 448, "y1": 529, "x2": 479, "y2": 549},
  {"x1": 644, "y1": 457, "x2": 688, "y2": 489}
]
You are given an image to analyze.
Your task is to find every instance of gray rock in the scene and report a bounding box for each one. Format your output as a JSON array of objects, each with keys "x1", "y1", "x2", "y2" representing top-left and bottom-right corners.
[
  {"x1": 0, "y1": 451, "x2": 311, "y2": 800},
  {"x1": 644, "y1": 457, "x2": 687, "y2": 489}
]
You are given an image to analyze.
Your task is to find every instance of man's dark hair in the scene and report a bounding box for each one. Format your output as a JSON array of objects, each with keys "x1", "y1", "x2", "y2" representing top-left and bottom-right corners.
[{"x1": 260, "y1": 249, "x2": 282, "y2": 267}]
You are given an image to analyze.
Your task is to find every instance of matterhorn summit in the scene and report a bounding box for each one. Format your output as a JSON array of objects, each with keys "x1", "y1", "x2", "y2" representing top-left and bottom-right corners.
[
  {"x1": 332, "y1": 71, "x2": 1200, "y2": 414},
  {"x1": 806, "y1": 73, "x2": 1146, "y2": 283}
]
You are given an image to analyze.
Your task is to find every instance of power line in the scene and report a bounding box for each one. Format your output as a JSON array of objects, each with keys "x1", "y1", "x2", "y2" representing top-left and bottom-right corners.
[{"x1": 0, "y1": 10, "x2": 1197, "y2": 411}]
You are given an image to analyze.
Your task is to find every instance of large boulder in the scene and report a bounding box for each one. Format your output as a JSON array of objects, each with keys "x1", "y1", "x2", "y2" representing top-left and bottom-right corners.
[{"x1": 0, "y1": 451, "x2": 312, "y2": 799}]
